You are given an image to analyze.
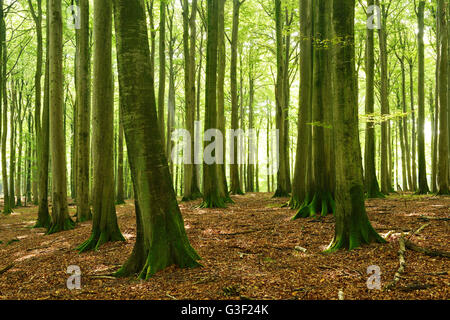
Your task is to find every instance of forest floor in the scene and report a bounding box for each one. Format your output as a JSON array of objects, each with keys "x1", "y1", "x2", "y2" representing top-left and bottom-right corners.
[{"x1": 0, "y1": 193, "x2": 449, "y2": 300}]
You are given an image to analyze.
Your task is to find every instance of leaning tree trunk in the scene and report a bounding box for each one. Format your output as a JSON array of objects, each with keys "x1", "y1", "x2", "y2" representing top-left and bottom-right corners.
[
  {"x1": 112, "y1": 0, "x2": 200, "y2": 279},
  {"x1": 47, "y1": 0, "x2": 74, "y2": 234},
  {"x1": 78, "y1": 0, "x2": 124, "y2": 252},
  {"x1": 327, "y1": 0, "x2": 385, "y2": 252}
]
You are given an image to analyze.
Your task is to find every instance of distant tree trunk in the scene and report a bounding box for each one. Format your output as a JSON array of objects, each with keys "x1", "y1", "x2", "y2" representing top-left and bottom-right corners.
[
  {"x1": 327, "y1": 0, "x2": 385, "y2": 252},
  {"x1": 15, "y1": 82, "x2": 24, "y2": 207},
  {"x1": 112, "y1": 0, "x2": 200, "y2": 278},
  {"x1": 230, "y1": 0, "x2": 244, "y2": 195},
  {"x1": 409, "y1": 62, "x2": 418, "y2": 191},
  {"x1": 247, "y1": 64, "x2": 255, "y2": 193},
  {"x1": 9, "y1": 80, "x2": 16, "y2": 209},
  {"x1": 75, "y1": 0, "x2": 91, "y2": 221},
  {"x1": 116, "y1": 120, "x2": 125, "y2": 204},
  {"x1": 364, "y1": 0, "x2": 383, "y2": 198},
  {"x1": 416, "y1": 0, "x2": 429, "y2": 194},
  {"x1": 181, "y1": 0, "x2": 202, "y2": 201},
  {"x1": 217, "y1": 0, "x2": 231, "y2": 201},
  {"x1": 166, "y1": 4, "x2": 176, "y2": 176},
  {"x1": 78, "y1": 0, "x2": 124, "y2": 252},
  {"x1": 437, "y1": 0, "x2": 449, "y2": 194}
]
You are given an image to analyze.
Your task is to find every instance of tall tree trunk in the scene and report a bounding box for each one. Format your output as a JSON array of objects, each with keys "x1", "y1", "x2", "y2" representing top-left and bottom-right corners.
[
  {"x1": 75, "y1": 0, "x2": 91, "y2": 221},
  {"x1": 417, "y1": 0, "x2": 430, "y2": 194},
  {"x1": 273, "y1": 0, "x2": 290, "y2": 198},
  {"x1": 78, "y1": 0, "x2": 124, "y2": 252},
  {"x1": 217, "y1": 0, "x2": 231, "y2": 201},
  {"x1": 35, "y1": 0, "x2": 51, "y2": 227},
  {"x1": 230, "y1": 0, "x2": 244, "y2": 195},
  {"x1": 378, "y1": 1, "x2": 392, "y2": 194},
  {"x1": 327, "y1": 0, "x2": 385, "y2": 252},
  {"x1": 437, "y1": 0, "x2": 449, "y2": 194},
  {"x1": 47, "y1": 0, "x2": 74, "y2": 234},
  {"x1": 112, "y1": 0, "x2": 200, "y2": 278},
  {"x1": 201, "y1": 0, "x2": 227, "y2": 208},
  {"x1": 181, "y1": 0, "x2": 202, "y2": 201},
  {"x1": 293, "y1": 0, "x2": 335, "y2": 219},
  {"x1": 364, "y1": 0, "x2": 383, "y2": 198},
  {"x1": 1, "y1": 0, "x2": 11, "y2": 215}
]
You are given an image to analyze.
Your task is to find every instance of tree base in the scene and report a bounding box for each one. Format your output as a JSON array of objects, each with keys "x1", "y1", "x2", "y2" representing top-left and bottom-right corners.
[
  {"x1": 366, "y1": 191, "x2": 386, "y2": 199},
  {"x1": 77, "y1": 210, "x2": 92, "y2": 223},
  {"x1": 324, "y1": 222, "x2": 386, "y2": 253},
  {"x1": 47, "y1": 217, "x2": 75, "y2": 235},
  {"x1": 114, "y1": 238, "x2": 201, "y2": 280},
  {"x1": 199, "y1": 194, "x2": 227, "y2": 209},
  {"x1": 77, "y1": 229, "x2": 125, "y2": 253},
  {"x1": 292, "y1": 191, "x2": 335, "y2": 220}
]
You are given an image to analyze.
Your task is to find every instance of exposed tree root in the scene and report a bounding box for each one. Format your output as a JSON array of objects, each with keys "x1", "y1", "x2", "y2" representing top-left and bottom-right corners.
[
  {"x1": 385, "y1": 236, "x2": 406, "y2": 290},
  {"x1": 292, "y1": 192, "x2": 335, "y2": 220},
  {"x1": 46, "y1": 217, "x2": 75, "y2": 235},
  {"x1": 114, "y1": 241, "x2": 201, "y2": 280},
  {"x1": 272, "y1": 189, "x2": 290, "y2": 198},
  {"x1": 77, "y1": 229, "x2": 125, "y2": 253}
]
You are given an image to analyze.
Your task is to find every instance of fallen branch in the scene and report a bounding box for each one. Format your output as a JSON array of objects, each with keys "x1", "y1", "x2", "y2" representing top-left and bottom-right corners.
[
  {"x1": 404, "y1": 240, "x2": 450, "y2": 258},
  {"x1": 418, "y1": 215, "x2": 450, "y2": 222},
  {"x1": 0, "y1": 264, "x2": 14, "y2": 275},
  {"x1": 385, "y1": 237, "x2": 406, "y2": 290}
]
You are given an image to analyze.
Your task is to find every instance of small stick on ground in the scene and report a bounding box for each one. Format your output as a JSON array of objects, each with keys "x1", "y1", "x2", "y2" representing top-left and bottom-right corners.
[
  {"x1": 404, "y1": 240, "x2": 450, "y2": 258},
  {"x1": 0, "y1": 264, "x2": 14, "y2": 275},
  {"x1": 385, "y1": 237, "x2": 406, "y2": 291}
]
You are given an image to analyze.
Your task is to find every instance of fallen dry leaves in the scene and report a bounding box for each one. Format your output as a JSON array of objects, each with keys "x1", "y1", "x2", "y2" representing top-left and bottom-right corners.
[{"x1": 0, "y1": 193, "x2": 448, "y2": 300}]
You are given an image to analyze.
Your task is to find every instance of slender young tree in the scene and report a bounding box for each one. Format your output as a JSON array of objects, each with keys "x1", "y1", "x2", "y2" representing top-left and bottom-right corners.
[
  {"x1": 113, "y1": 0, "x2": 201, "y2": 278},
  {"x1": 327, "y1": 0, "x2": 385, "y2": 252},
  {"x1": 47, "y1": 0, "x2": 74, "y2": 234},
  {"x1": 158, "y1": 0, "x2": 166, "y2": 150},
  {"x1": 78, "y1": 0, "x2": 124, "y2": 252}
]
